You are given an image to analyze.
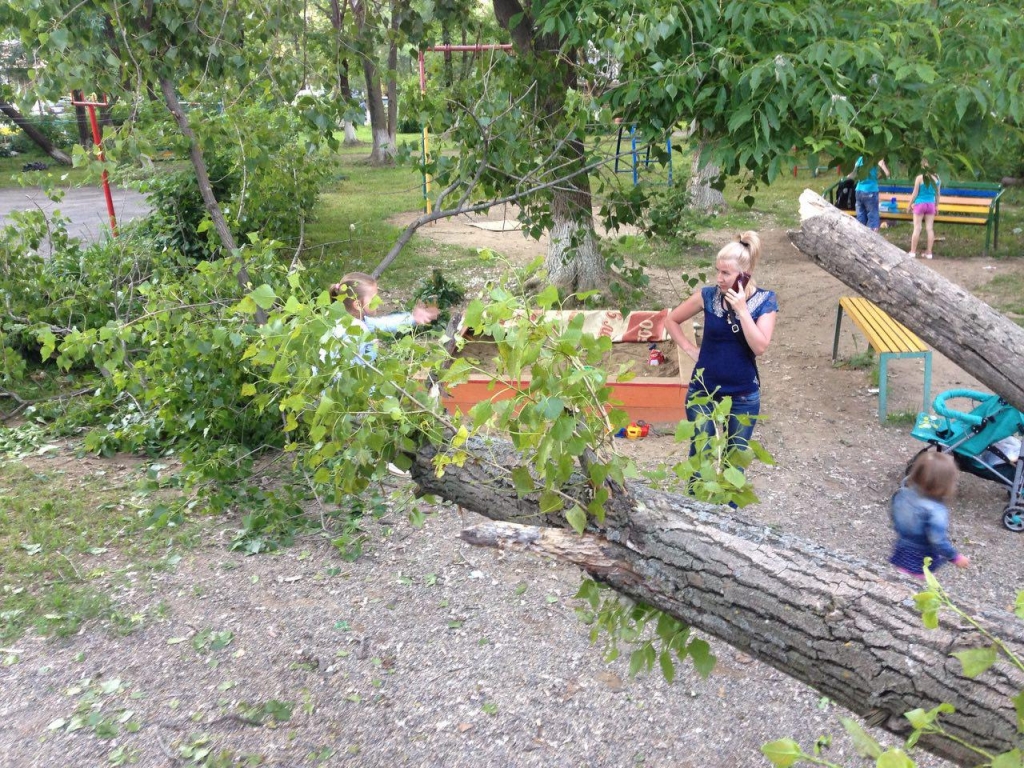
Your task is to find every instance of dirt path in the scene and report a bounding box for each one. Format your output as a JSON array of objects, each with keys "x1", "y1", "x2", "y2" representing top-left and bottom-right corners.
[{"x1": 4, "y1": 209, "x2": 1024, "y2": 767}]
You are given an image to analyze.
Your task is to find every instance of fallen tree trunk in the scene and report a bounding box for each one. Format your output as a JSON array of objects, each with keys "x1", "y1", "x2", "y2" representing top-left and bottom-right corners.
[
  {"x1": 789, "y1": 190, "x2": 1024, "y2": 412},
  {"x1": 0, "y1": 101, "x2": 73, "y2": 166},
  {"x1": 410, "y1": 438, "x2": 1024, "y2": 766}
]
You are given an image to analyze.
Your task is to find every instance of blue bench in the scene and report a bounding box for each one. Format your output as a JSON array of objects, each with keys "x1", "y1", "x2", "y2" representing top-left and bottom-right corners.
[{"x1": 824, "y1": 179, "x2": 1005, "y2": 252}]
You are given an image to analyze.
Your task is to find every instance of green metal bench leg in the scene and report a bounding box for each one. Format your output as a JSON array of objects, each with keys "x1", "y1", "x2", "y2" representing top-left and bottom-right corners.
[
  {"x1": 832, "y1": 304, "x2": 844, "y2": 362},
  {"x1": 994, "y1": 199, "x2": 1001, "y2": 251},
  {"x1": 878, "y1": 353, "x2": 890, "y2": 423}
]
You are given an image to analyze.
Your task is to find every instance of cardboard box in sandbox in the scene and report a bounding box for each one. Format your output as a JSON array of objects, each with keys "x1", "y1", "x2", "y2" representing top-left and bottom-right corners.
[{"x1": 442, "y1": 309, "x2": 693, "y2": 427}]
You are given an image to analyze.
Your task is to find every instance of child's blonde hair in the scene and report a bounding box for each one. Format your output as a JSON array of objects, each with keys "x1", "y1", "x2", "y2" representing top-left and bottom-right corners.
[
  {"x1": 330, "y1": 272, "x2": 377, "y2": 317},
  {"x1": 717, "y1": 231, "x2": 762, "y2": 295},
  {"x1": 908, "y1": 450, "x2": 958, "y2": 500}
]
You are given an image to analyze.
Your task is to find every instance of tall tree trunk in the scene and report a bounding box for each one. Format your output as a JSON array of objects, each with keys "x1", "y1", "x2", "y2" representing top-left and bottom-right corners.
[
  {"x1": 349, "y1": 0, "x2": 396, "y2": 164},
  {"x1": 71, "y1": 90, "x2": 93, "y2": 149},
  {"x1": 340, "y1": 58, "x2": 360, "y2": 145},
  {"x1": 0, "y1": 101, "x2": 72, "y2": 165},
  {"x1": 789, "y1": 190, "x2": 1024, "y2": 411},
  {"x1": 688, "y1": 133, "x2": 727, "y2": 213},
  {"x1": 492, "y1": 0, "x2": 608, "y2": 293},
  {"x1": 547, "y1": 176, "x2": 606, "y2": 292},
  {"x1": 386, "y1": 0, "x2": 399, "y2": 138},
  {"x1": 157, "y1": 78, "x2": 267, "y2": 326},
  {"x1": 406, "y1": 436, "x2": 1024, "y2": 768},
  {"x1": 362, "y1": 60, "x2": 395, "y2": 164},
  {"x1": 328, "y1": 0, "x2": 360, "y2": 146}
]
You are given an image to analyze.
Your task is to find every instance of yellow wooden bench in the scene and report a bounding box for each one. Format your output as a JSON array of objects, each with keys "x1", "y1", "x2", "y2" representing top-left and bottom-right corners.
[
  {"x1": 824, "y1": 179, "x2": 1005, "y2": 252},
  {"x1": 832, "y1": 297, "x2": 932, "y2": 422}
]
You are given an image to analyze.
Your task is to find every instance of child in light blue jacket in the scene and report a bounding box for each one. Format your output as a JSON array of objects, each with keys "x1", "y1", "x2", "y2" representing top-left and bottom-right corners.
[
  {"x1": 890, "y1": 451, "x2": 970, "y2": 577},
  {"x1": 321, "y1": 272, "x2": 438, "y2": 366}
]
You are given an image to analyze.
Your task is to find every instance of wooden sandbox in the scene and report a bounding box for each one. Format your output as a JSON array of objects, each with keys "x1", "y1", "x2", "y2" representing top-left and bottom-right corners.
[{"x1": 441, "y1": 310, "x2": 693, "y2": 427}]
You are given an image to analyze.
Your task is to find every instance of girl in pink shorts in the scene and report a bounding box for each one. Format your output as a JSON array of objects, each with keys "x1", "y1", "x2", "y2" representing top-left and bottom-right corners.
[{"x1": 908, "y1": 160, "x2": 941, "y2": 259}]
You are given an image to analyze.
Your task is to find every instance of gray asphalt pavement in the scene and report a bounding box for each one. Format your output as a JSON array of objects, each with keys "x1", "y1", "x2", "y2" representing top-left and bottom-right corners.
[{"x1": 0, "y1": 185, "x2": 150, "y2": 249}]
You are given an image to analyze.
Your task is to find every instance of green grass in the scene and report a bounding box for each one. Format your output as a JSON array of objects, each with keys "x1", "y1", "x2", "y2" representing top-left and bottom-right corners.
[
  {"x1": 974, "y1": 271, "x2": 1024, "y2": 326},
  {"x1": 835, "y1": 348, "x2": 876, "y2": 371},
  {"x1": 0, "y1": 455, "x2": 192, "y2": 643},
  {"x1": 0, "y1": 148, "x2": 91, "y2": 189},
  {"x1": 885, "y1": 410, "x2": 918, "y2": 427},
  {"x1": 302, "y1": 129, "x2": 488, "y2": 298}
]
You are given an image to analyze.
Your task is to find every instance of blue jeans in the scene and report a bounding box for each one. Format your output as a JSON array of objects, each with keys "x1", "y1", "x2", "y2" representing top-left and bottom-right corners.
[
  {"x1": 855, "y1": 190, "x2": 880, "y2": 230},
  {"x1": 685, "y1": 390, "x2": 761, "y2": 460}
]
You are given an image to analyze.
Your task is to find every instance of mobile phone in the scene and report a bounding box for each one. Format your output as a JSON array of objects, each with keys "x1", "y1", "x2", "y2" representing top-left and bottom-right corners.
[{"x1": 731, "y1": 272, "x2": 751, "y2": 293}]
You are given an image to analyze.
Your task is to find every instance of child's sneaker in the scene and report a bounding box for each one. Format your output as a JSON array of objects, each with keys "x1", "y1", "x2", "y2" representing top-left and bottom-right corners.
[
  {"x1": 907, "y1": 252, "x2": 916, "y2": 258},
  {"x1": 923, "y1": 253, "x2": 933, "y2": 259}
]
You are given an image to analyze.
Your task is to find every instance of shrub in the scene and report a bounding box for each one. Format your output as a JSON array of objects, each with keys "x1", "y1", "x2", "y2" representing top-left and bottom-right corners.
[{"x1": 136, "y1": 103, "x2": 331, "y2": 261}]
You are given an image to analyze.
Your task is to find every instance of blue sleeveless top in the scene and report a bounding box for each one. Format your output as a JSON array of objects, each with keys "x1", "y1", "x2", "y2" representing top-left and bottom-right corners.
[
  {"x1": 915, "y1": 177, "x2": 939, "y2": 204},
  {"x1": 691, "y1": 286, "x2": 779, "y2": 397}
]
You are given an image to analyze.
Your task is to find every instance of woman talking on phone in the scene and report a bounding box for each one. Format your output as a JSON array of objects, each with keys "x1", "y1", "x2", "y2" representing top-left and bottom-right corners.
[{"x1": 664, "y1": 231, "x2": 778, "y2": 470}]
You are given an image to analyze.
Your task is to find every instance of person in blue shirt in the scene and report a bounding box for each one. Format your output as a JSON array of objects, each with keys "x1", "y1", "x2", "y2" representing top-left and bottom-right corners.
[
  {"x1": 664, "y1": 231, "x2": 778, "y2": 473},
  {"x1": 851, "y1": 155, "x2": 891, "y2": 231},
  {"x1": 907, "y1": 158, "x2": 941, "y2": 259},
  {"x1": 890, "y1": 450, "x2": 970, "y2": 577}
]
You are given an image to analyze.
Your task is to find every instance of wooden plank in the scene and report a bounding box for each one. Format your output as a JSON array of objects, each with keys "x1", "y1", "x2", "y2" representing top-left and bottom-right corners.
[
  {"x1": 861, "y1": 300, "x2": 927, "y2": 352},
  {"x1": 883, "y1": 194, "x2": 994, "y2": 209},
  {"x1": 840, "y1": 210, "x2": 991, "y2": 225},
  {"x1": 839, "y1": 297, "x2": 928, "y2": 354},
  {"x1": 857, "y1": 299, "x2": 913, "y2": 351}
]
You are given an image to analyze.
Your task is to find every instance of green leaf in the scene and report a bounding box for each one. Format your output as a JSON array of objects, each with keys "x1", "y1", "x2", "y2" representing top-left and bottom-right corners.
[
  {"x1": 913, "y1": 591, "x2": 941, "y2": 629},
  {"x1": 839, "y1": 717, "x2": 883, "y2": 758},
  {"x1": 565, "y1": 505, "x2": 586, "y2": 534},
  {"x1": 535, "y1": 284, "x2": 560, "y2": 309},
  {"x1": 760, "y1": 739, "x2": 802, "y2": 767},
  {"x1": 541, "y1": 396, "x2": 565, "y2": 419},
  {"x1": 723, "y1": 466, "x2": 746, "y2": 488},
  {"x1": 686, "y1": 638, "x2": 715, "y2": 678},
  {"x1": 993, "y1": 750, "x2": 1024, "y2": 768},
  {"x1": 876, "y1": 749, "x2": 915, "y2": 768},
  {"x1": 658, "y1": 650, "x2": 675, "y2": 684},
  {"x1": 249, "y1": 284, "x2": 277, "y2": 310},
  {"x1": 234, "y1": 296, "x2": 259, "y2": 315},
  {"x1": 674, "y1": 420, "x2": 696, "y2": 441},
  {"x1": 952, "y1": 645, "x2": 997, "y2": 678},
  {"x1": 510, "y1": 466, "x2": 534, "y2": 495},
  {"x1": 1013, "y1": 590, "x2": 1024, "y2": 620},
  {"x1": 49, "y1": 28, "x2": 70, "y2": 52},
  {"x1": 1012, "y1": 690, "x2": 1024, "y2": 733}
]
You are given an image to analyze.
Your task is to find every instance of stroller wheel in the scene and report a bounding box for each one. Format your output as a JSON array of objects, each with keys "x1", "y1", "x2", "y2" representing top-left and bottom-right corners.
[{"x1": 1002, "y1": 505, "x2": 1024, "y2": 532}]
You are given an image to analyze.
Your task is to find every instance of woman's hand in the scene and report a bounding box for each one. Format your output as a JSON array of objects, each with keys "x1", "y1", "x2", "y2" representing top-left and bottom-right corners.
[{"x1": 724, "y1": 288, "x2": 749, "y2": 316}]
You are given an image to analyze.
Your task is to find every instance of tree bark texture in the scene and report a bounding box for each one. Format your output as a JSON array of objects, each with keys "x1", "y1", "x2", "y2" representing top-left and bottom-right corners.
[
  {"x1": 409, "y1": 437, "x2": 1024, "y2": 766},
  {"x1": 0, "y1": 102, "x2": 72, "y2": 165},
  {"x1": 491, "y1": 0, "x2": 608, "y2": 293},
  {"x1": 789, "y1": 190, "x2": 1024, "y2": 412},
  {"x1": 688, "y1": 135, "x2": 726, "y2": 213}
]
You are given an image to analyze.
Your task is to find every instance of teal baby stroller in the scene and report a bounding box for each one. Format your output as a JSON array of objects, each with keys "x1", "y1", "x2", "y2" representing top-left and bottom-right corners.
[{"x1": 909, "y1": 389, "x2": 1024, "y2": 531}]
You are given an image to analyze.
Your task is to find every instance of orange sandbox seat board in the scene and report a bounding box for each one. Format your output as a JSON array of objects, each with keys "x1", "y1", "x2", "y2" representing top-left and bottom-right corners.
[{"x1": 441, "y1": 374, "x2": 689, "y2": 427}]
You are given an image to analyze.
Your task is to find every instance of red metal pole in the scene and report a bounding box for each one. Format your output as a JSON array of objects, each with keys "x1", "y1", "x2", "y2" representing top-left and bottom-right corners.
[{"x1": 71, "y1": 95, "x2": 118, "y2": 236}]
